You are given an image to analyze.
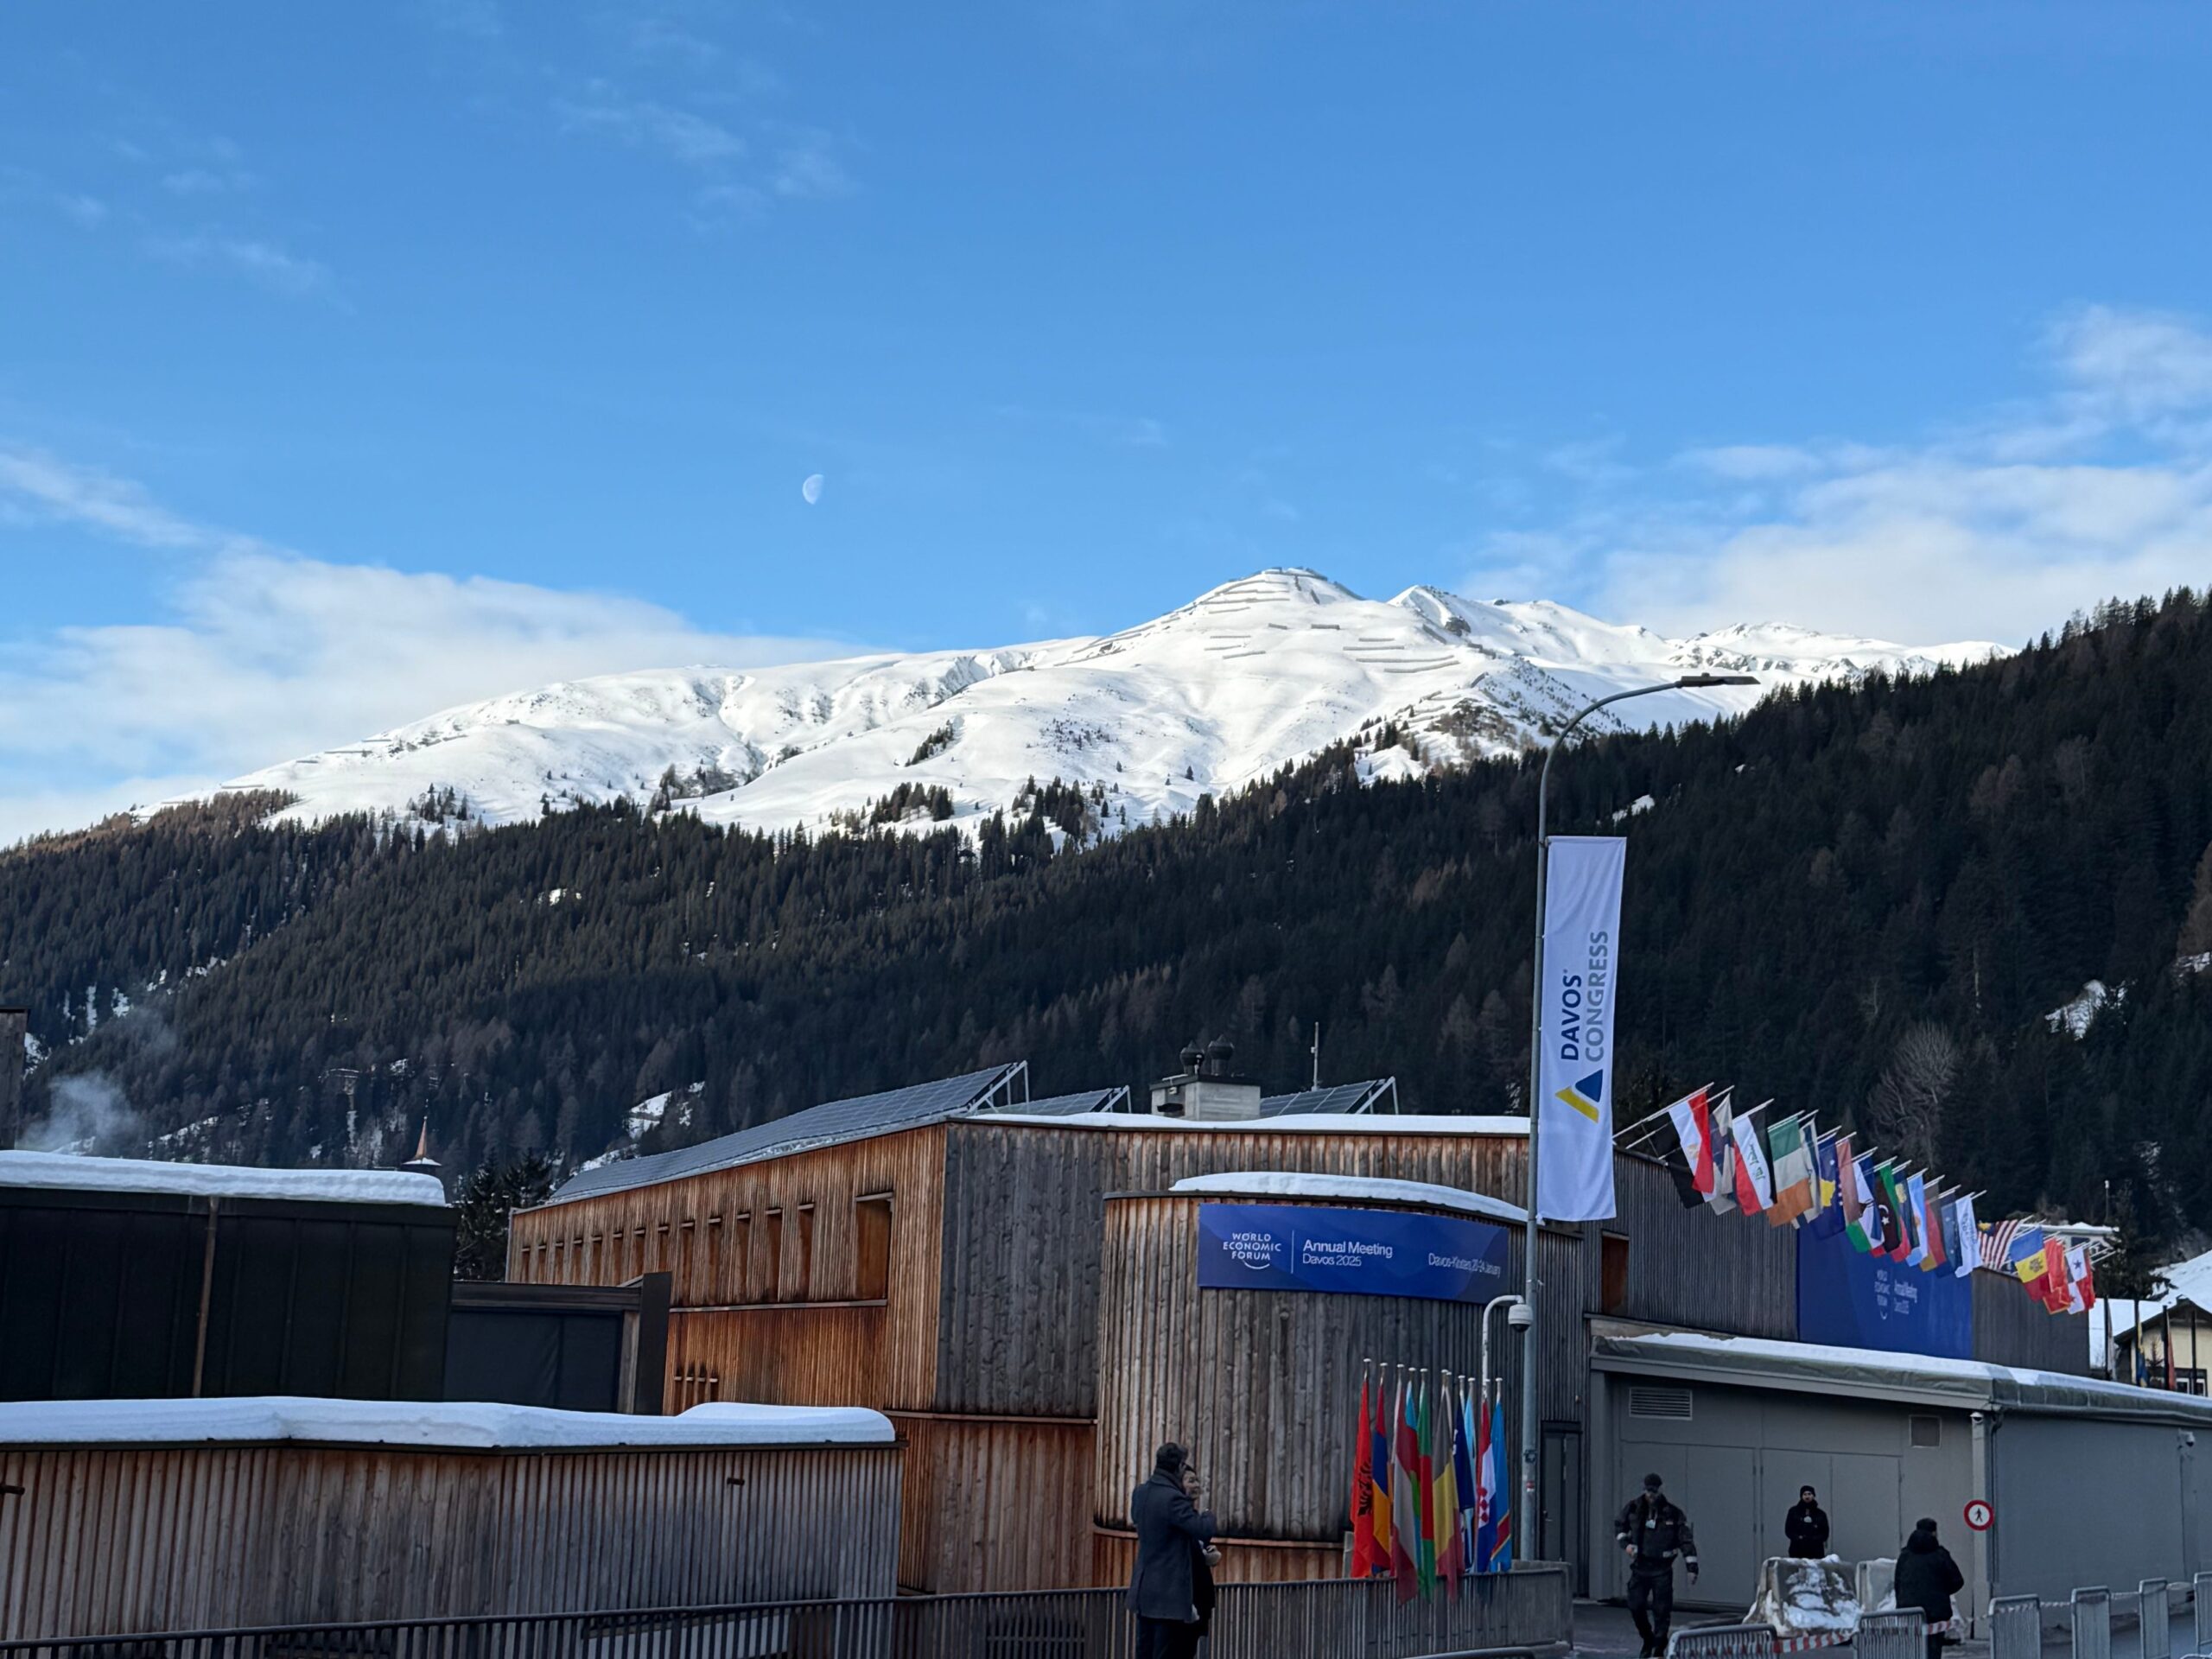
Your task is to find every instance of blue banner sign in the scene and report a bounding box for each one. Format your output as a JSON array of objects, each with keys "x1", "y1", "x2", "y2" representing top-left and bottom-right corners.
[
  {"x1": 1796, "y1": 1226, "x2": 1973, "y2": 1359},
  {"x1": 1196, "y1": 1203, "x2": 1510, "y2": 1304}
]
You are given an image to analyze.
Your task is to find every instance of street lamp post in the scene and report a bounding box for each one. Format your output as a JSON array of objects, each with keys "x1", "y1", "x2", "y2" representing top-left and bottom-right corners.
[{"x1": 1516, "y1": 673, "x2": 1756, "y2": 1565}]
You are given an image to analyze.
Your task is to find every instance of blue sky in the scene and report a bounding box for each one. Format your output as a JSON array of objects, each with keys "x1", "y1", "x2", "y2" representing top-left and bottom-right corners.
[{"x1": 4, "y1": 2, "x2": 2212, "y2": 836}]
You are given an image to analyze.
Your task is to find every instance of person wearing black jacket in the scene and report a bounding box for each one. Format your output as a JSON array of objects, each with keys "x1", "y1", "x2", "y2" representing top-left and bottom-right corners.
[
  {"x1": 1892, "y1": 1517, "x2": 1966, "y2": 1659},
  {"x1": 1616, "y1": 1473, "x2": 1699, "y2": 1658},
  {"x1": 1785, "y1": 1486, "x2": 1831, "y2": 1559},
  {"x1": 1128, "y1": 1443, "x2": 1217, "y2": 1659}
]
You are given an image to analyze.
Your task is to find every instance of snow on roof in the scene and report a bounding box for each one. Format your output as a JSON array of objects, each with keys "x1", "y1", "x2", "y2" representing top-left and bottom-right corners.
[
  {"x1": 0, "y1": 1396, "x2": 895, "y2": 1451},
  {"x1": 0, "y1": 1149, "x2": 448, "y2": 1208},
  {"x1": 1170, "y1": 1170, "x2": 1525, "y2": 1224},
  {"x1": 977, "y1": 1110, "x2": 1529, "y2": 1137},
  {"x1": 1593, "y1": 1328, "x2": 2212, "y2": 1426}
]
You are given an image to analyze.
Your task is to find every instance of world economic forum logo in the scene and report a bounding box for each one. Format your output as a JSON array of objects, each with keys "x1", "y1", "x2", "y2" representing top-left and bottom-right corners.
[
  {"x1": 1222, "y1": 1226, "x2": 1288, "y2": 1271},
  {"x1": 1554, "y1": 1068, "x2": 1604, "y2": 1124}
]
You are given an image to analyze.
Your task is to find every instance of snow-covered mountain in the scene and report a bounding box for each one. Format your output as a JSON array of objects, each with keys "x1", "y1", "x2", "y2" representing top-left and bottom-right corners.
[{"x1": 221, "y1": 569, "x2": 2005, "y2": 837}]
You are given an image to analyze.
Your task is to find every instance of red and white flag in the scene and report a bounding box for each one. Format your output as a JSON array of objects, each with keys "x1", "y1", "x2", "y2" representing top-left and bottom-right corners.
[{"x1": 1664, "y1": 1088, "x2": 1716, "y2": 1198}]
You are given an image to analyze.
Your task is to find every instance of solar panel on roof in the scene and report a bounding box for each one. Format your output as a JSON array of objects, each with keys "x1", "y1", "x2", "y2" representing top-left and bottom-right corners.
[
  {"x1": 549, "y1": 1063, "x2": 1024, "y2": 1205},
  {"x1": 1257, "y1": 1079, "x2": 1395, "y2": 1116},
  {"x1": 990, "y1": 1087, "x2": 1130, "y2": 1116}
]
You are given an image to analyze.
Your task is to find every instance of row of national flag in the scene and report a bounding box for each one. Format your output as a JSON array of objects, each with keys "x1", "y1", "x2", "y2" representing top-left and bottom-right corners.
[
  {"x1": 1349, "y1": 1365, "x2": 1510, "y2": 1601},
  {"x1": 1653, "y1": 1086, "x2": 2101, "y2": 1316}
]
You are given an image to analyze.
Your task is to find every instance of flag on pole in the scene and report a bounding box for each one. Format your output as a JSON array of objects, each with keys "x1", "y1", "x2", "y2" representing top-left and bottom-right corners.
[
  {"x1": 1472, "y1": 1387, "x2": 1497, "y2": 1573},
  {"x1": 1351, "y1": 1377, "x2": 1376, "y2": 1577},
  {"x1": 1370, "y1": 1378, "x2": 1394, "y2": 1576},
  {"x1": 1731, "y1": 1109, "x2": 1776, "y2": 1215},
  {"x1": 1767, "y1": 1116, "x2": 1817, "y2": 1225},
  {"x1": 1901, "y1": 1173, "x2": 1930, "y2": 1266},
  {"x1": 1442, "y1": 1380, "x2": 1478, "y2": 1574},
  {"x1": 1435, "y1": 1377, "x2": 1464, "y2": 1599},
  {"x1": 1706, "y1": 1097, "x2": 1741, "y2": 1215},
  {"x1": 1951, "y1": 1194, "x2": 1981, "y2": 1277},
  {"x1": 1390, "y1": 1373, "x2": 1420, "y2": 1600},
  {"x1": 1935, "y1": 1196, "x2": 1961, "y2": 1272},
  {"x1": 1807, "y1": 1133, "x2": 1847, "y2": 1239},
  {"x1": 1877, "y1": 1166, "x2": 1912, "y2": 1262},
  {"x1": 2072, "y1": 1246, "x2": 2097, "y2": 1313},
  {"x1": 2008, "y1": 1225, "x2": 2050, "y2": 1289},
  {"x1": 1840, "y1": 1141, "x2": 1876, "y2": 1251},
  {"x1": 1486, "y1": 1397, "x2": 1513, "y2": 1572},
  {"x1": 1664, "y1": 1088, "x2": 1717, "y2": 1199},
  {"x1": 1980, "y1": 1217, "x2": 2022, "y2": 1274},
  {"x1": 2043, "y1": 1240, "x2": 2072, "y2": 1313},
  {"x1": 1918, "y1": 1182, "x2": 1948, "y2": 1273},
  {"x1": 1535, "y1": 836, "x2": 1628, "y2": 1222},
  {"x1": 1414, "y1": 1375, "x2": 1437, "y2": 1597}
]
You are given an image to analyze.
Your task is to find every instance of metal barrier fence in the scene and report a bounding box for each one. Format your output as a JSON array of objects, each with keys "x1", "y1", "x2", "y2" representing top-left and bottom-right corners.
[
  {"x1": 2141, "y1": 1582, "x2": 2171, "y2": 1659},
  {"x1": 2197, "y1": 1573, "x2": 2212, "y2": 1656},
  {"x1": 1989, "y1": 1596, "x2": 2041, "y2": 1659},
  {"x1": 1665, "y1": 1623, "x2": 1776, "y2": 1659},
  {"x1": 1853, "y1": 1610, "x2": 1924, "y2": 1659},
  {"x1": 2075, "y1": 1587, "x2": 2114, "y2": 1659},
  {"x1": 0, "y1": 1568, "x2": 1572, "y2": 1659}
]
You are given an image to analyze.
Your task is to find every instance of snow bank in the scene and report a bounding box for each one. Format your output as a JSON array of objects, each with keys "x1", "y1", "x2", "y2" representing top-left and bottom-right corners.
[
  {"x1": 0, "y1": 1149, "x2": 448, "y2": 1208},
  {"x1": 981, "y1": 1110, "x2": 1529, "y2": 1138},
  {"x1": 0, "y1": 1396, "x2": 894, "y2": 1450},
  {"x1": 1172, "y1": 1170, "x2": 1525, "y2": 1224},
  {"x1": 1748, "y1": 1555, "x2": 1860, "y2": 1634}
]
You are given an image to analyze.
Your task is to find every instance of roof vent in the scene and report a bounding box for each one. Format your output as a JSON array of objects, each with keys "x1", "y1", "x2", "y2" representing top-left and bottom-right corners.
[{"x1": 1627, "y1": 1386, "x2": 1694, "y2": 1421}]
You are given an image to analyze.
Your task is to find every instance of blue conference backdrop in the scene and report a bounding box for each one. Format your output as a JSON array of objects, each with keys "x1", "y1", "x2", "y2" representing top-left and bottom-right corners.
[
  {"x1": 1796, "y1": 1226, "x2": 1973, "y2": 1359},
  {"x1": 1196, "y1": 1203, "x2": 1510, "y2": 1304}
]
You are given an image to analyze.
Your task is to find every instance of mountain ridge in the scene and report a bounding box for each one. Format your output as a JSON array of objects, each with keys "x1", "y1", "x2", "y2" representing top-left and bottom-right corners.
[{"x1": 221, "y1": 568, "x2": 2007, "y2": 836}]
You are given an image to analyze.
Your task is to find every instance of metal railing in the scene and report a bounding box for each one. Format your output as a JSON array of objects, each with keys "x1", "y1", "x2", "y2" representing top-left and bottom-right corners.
[
  {"x1": 0, "y1": 1567, "x2": 1572, "y2": 1659},
  {"x1": 1989, "y1": 1595, "x2": 2041, "y2": 1659},
  {"x1": 2196, "y1": 1573, "x2": 2212, "y2": 1656},
  {"x1": 1664, "y1": 1623, "x2": 1776, "y2": 1658},
  {"x1": 1853, "y1": 1611, "x2": 1924, "y2": 1659},
  {"x1": 2142, "y1": 1582, "x2": 2171, "y2": 1659}
]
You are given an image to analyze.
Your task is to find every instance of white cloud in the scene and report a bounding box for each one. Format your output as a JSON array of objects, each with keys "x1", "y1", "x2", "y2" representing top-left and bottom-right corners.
[
  {"x1": 0, "y1": 448, "x2": 855, "y2": 840},
  {"x1": 770, "y1": 134, "x2": 856, "y2": 200},
  {"x1": 556, "y1": 86, "x2": 747, "y2": 166},
  {"x1": 147, "y1": 234, "x2": 334, "y2": 298},
  {"x1": 1479, "y1": 305, "x2": 2212, "y2": 648}
]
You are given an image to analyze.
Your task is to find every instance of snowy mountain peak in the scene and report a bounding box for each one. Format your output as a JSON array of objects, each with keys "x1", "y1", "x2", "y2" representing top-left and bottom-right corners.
[{"x1": 219, "y1": 572, "x2": 2007, "y2": 839}]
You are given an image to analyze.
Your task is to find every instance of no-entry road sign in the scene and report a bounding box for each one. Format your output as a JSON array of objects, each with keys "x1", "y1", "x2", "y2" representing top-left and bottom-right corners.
[{"x1": 1964, "y1": 1499, "x2": 1995, "y2": 1532}]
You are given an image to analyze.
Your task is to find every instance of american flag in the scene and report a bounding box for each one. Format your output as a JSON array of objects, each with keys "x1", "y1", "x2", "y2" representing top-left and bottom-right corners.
[{"x1": 1979, "y1": 1217, "x2": 2024, "y2": 1270}]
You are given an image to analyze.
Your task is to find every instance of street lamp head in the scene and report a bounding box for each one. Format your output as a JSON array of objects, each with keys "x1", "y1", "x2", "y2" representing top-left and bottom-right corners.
[{"x1": 1675, "y1": 673, "x2": 1760, "y2": 689}]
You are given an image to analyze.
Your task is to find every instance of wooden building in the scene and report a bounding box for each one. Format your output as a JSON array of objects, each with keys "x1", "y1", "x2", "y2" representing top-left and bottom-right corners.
[
  {"x1": 510, "y1": 1059, "x2": 2092, "y2": 1598},
  {"x1": 0, "y1": 1396, "x2": 899, "y2": 1640}
]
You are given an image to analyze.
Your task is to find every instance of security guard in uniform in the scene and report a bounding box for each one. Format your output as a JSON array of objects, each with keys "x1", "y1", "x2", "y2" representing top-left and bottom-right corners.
[{"x1": 1616, "y1": 1472, "x2": 1699, "y2": 1657}]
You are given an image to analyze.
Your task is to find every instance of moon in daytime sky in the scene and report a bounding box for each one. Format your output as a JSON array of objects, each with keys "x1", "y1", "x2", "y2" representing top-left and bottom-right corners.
[{"x1": 801, "y1": 474, "x2": 824, "y2": 505}]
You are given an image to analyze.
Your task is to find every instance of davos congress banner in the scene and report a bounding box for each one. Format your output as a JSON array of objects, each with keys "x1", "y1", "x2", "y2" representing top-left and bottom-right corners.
[
  {"x1": 1197, "y1": 1203, "x2": 1510, "y2": 1304},
  {"x1": 1536, "y1": 836, "x2": 1627, "y2": 1223},
  {"x1": 1796, "y1": 1225, "x2": 1973, "y2": 1360}
]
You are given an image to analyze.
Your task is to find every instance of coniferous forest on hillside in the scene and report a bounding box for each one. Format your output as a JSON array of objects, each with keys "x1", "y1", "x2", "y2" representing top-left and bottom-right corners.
[{"x1": 4, "y1": 592, "x2": 2212, "y2": 1255}]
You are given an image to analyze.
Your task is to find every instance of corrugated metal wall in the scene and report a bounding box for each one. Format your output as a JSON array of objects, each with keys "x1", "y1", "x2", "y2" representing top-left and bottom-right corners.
[
  {"x1": 1090, "y1": 1192, "x2": 1580, "y2": 1562},
  {"x1": 1973, "y1": 1270, "x2": 2091, "y2": 1374},
  {"x1": 0, "y1": 1440, "x2": 901, "y2": 1640},
  {"x1": 888, "y1": 1415, "x2": 1093, "y2": 1593},
  {"x1": 509, "y1": 1123, "x2": 949, "y2": 1412}
]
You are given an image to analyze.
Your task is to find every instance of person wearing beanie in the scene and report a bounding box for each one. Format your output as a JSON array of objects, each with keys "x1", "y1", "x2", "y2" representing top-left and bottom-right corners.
[
  {"x1": 1128, "y1": 1441, "x2": 1217, "y2": 1658},
  {"x1": 1891, "y1": 1516, "x2": 1965, "y2": 1659},
  {"x1": 1615, "y1": 1472, "x2": 1699, "y2": 1657},
  {"x1": 1785, "y1": 1485, "x2": 1831, "y2": 1560}
]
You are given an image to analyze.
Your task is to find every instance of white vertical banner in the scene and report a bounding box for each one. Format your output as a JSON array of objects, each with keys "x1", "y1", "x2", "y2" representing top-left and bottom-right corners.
[{"x1": 1535, "y1": 836, "x2": 1626, "y2": 1221}]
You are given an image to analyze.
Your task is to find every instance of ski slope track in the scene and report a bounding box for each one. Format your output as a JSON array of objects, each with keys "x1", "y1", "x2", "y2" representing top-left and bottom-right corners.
[{"x1": 223, "y1": 570, "x2": 2005, "y2": 838}]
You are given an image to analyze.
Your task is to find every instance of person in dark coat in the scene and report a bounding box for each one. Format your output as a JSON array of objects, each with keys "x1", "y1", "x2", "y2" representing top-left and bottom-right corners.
[
  {"x1": 1892, "y1": 1517, "x2": 1965, "y2": 1659},
  {"x1": 1616, "y1": 1473, "x2": 1699, "y2": 1658},
  {"x1": 1785, "y1": 1485, "x2": 1831, "y2": 1559},
  {"x1": 1128, "y1": 1442, "x2": 1217, "y2": 1659}
]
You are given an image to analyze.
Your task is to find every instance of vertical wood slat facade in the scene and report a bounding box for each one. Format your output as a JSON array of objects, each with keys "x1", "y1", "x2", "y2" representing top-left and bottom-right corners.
[
  {"x1": 509, "y1": 1109, "x2": 2088, "y2": 1597},
  {"x1": 0, "y1": 1440, "x2": 900, "y2": 1641}
]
